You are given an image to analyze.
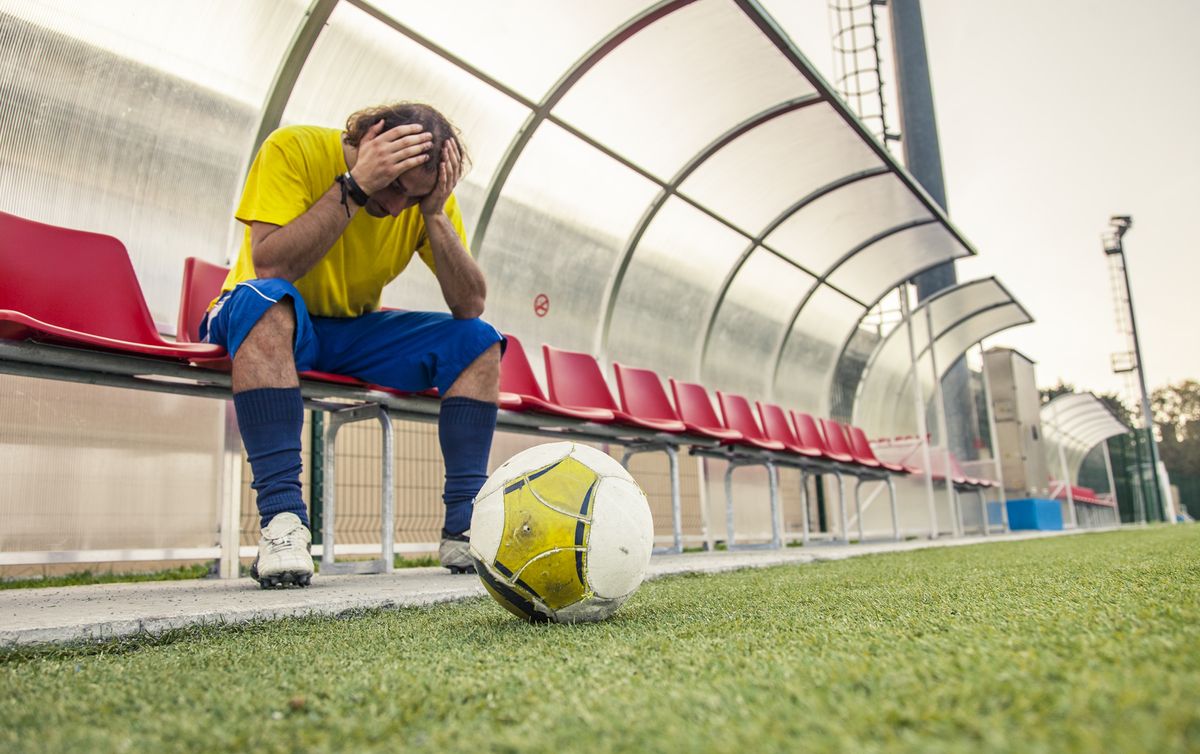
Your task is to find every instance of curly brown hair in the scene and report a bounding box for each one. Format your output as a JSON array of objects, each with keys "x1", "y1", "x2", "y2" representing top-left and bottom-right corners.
[{"x1": 343, "y1": 102, "x2": 471, "y2": 175}]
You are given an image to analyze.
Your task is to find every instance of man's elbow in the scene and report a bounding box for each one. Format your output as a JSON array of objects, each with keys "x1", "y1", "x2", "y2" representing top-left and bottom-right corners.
[{"x1": 451, "y1": 297, "x2": 486, "y2": 320}]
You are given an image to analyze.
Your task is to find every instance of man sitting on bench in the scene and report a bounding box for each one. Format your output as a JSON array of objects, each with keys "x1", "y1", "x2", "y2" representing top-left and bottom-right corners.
[{"x1": 202, "y1": 103, "x2": 504, "y2": 587}]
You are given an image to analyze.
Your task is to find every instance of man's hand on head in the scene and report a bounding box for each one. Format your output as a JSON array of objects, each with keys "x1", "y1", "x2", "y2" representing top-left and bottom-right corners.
[
  {"x1": 420, "y1": 138, "x2": 462, "y2": 219},
  {"x1": 349, "y1": 120, "x2": 433, "y2": 195}
]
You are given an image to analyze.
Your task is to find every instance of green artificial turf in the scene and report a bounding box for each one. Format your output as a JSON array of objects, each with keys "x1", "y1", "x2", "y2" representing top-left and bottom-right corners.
[
  {"x1": 0, "y1": 563, "x2": 211, "y2": 590},
  {"x1": 1, "y1": 526, "x2": 1198, "y2": 754}
]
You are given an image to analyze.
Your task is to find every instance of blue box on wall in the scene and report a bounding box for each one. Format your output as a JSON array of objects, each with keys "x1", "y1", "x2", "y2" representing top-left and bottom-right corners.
[{"x1": 1006, "y1": 498, "x2": 1063, "y2": 531}]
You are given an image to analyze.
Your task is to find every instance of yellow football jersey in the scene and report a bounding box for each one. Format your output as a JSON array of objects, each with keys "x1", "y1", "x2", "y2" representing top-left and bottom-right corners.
[{"x1": 220, "y1": 125, "x2": 469, "y2": 317}]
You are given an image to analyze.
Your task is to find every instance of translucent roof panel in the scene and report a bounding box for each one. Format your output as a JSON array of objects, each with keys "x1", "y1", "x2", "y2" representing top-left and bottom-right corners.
[
  {"x1": 854, "y1": 279, "x2": 1032, "y2": 436},
  {"x1": 702, "y1": 249, "x2": 819, "y2": 398},
  {"x1": 927, "y1": 278, "x2": 1014, "y2": 336},
  {"x1": 0, "y1": 0, "x2": 307, "y2": 323},
  {"x1": 828, "y1": 222, "x2": 972, "y2": 303},
  {"x1": 6, "y1": 0, "x2": 306, "y2": 108},
  {"x1": 929, "y1": 304, "x2": 1032, "y2": 385},
  {"x1": 552, "y1": 0, "x2": 817, "y2": 180},
  {"x1": 1041, "y1": 393, "x2": 1130, "y2": 483},
  {"x1": 479, "y1": 122, "x2": 660, "y2": 356},
  {"x1": 774, "y1": 285, "x2": 866, "y2": 417},
  {"x1": 677, "y1": 103, "x2": 884, "y2": 235},
  {"x1": 283, "y1": 1, "x2": 533, "y2": 220},
  {"x1": 764, "y1": 173, "x2": 933, "y2": 274},
  {"x1": 883, "y1": 303, "x2": 1033, "y2": 435},
  {"x1": 608, "y1": 197, "x2": 749, "y2": 380},
  {"x1": 370, "y1": 0, "x2": 649, "y2": 101}
]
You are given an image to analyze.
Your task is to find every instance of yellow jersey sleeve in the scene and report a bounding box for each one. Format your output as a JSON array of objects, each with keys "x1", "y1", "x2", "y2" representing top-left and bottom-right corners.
[{"x1": 235, "y1": 132, "x2": 319, "y2": 229}]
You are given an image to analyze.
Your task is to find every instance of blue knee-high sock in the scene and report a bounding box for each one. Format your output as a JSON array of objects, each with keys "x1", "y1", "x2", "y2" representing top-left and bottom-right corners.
[
  {"x1": 234, "y1": 387, "x2": 308, "y2": 529},
  {"x1": 439, "y1": 397, "x2": 498, "y2": 536}
]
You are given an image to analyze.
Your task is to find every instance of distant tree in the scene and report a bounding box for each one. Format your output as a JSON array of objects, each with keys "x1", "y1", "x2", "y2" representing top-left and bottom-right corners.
[
  {"x1": 1040, "y1": 380, "x2": 1077, "y2": 405},
  {"x1": 1153, "y1": 380, "x2": 1200, "y2": 477},
  {"x1": 1096, "y1": 391, "x2": 1136, "y2": 428}
]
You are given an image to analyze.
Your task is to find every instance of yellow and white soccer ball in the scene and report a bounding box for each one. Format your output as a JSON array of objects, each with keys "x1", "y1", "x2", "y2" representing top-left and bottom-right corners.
[{"x1": 469, "y1": 441, "x2": 654, "y2": 623}]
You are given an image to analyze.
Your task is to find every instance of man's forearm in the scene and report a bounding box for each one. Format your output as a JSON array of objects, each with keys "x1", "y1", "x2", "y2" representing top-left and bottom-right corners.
[
  {"x1": 253, "y1": 183, "x2": 358, "y2": 282},
  {"x1": 427, "y1": 213, "x2": 486, "y2": 319}
]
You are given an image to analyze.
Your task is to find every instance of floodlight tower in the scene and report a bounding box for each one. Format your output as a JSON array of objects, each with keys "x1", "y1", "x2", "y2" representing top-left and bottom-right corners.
[{"x1": 1103, "y1": 215, "x2": 1163, "y2": 521}]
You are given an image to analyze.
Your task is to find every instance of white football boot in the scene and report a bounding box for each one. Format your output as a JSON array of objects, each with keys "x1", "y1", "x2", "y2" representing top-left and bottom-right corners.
[
  {"x1": 439, "y1": 529, "x2": 474, "y2": 574},
  {"x1": 251, "y1": 512, "x2": 314, "y2": 588}
]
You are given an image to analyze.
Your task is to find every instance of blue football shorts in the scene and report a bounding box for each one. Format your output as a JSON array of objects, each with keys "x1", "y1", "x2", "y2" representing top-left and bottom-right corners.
[{"x1": 200, "y1": 278, "x2": 505, "y2": 395}]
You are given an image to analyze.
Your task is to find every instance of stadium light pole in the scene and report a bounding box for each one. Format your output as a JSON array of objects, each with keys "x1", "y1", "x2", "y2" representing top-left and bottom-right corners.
[{"x1": 1104, "y1": 215, "x2": 1164, "y2": 521}]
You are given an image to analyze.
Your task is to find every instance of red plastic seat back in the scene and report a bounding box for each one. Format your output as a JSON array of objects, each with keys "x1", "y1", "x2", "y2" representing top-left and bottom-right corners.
[
  {"x1": 791, "y1": 411, "x2": 831, "y2": 454},
  {"x1": 757, "y1": 402, "x2": 799, "y2": 446},
  {"x1": 543, "y1": 345, "x2": 619, "y2": 410},
  {"x1": 670, "y1": 380, "x2": 726, "y2": 429},
  {"x1": 0, "y1": 211, "x2": 160, "y2": 343},
  {"x1": 499, "y1": 334, "x2": 547, "y2": 400},
  {"x1": 613, "y1": 363, "x2": 680, "y2": 421},
  {"x1": 820, "y1": 419, "x2": 855, "y2": 457},
  {"x1": 177, "y1": 257, "x2": 230, "y2": 343},
  {"x1": 717, "y1": 391, "x2": 769, "y2": 442},
  {"x1": 846, "y1": 425, "x2": 883, "y2": 464}
]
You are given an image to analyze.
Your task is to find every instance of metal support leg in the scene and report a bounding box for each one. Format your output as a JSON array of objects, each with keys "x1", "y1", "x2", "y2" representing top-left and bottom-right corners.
[
  {"x1": 799, "y1": 470, "x2": 811, "y2": 545},
  {"x1": 977, "y1": 488, "x2": 989, "y2": 537},
  {"x1": 622, "y1": 442, "x2": 683, "y2": 554},
  {"x1": 218, "y1": 400, "x2": 243, "y2": 579},
  {"x1": 852, "y1": 478, "x2": 866, "y2": 542},
  {"x1": 767, "y1": 461, "x2": 781, "y2": 549},
  {"x1": 834, "y1": 471, "x2": 849, "y2": 544},
  {"x1": 887, "y1": 476, "x2": 901, "y2": 541},
  {"x1": 850, "y1": 474, "x2": 901, "y2": 543},
  {"x1": 723, "y1": 456, "x2": 782, "y2": 550},
  {"x1": 321, "y1": 404, "x2": 394, "y2": 575}
]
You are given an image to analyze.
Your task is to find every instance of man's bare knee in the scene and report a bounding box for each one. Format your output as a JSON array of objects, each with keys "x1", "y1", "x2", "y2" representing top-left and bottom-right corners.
[
  {"x1": 445, "y1": 342, "x2": 501, "y2": 401},
  {"x1": 232, "y1": 300, "x2": 298, "y2": 392}
]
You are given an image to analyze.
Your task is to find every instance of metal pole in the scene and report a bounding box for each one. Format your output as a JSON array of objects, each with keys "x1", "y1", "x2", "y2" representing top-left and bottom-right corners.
[
  {"x1": 1109, "y1": 219, "x2": 1165, "y2": 521},
  {"x1": 1052, "y1": 401, "x2": 1079, "y2": 528},
  {"x1": 218, "y1": 401, "x2": 243, "y2": 579},
  {"x1": 901, "y1": 287, "x2": 939, "y2": 538},
  {"x1": 924, "y1": 303, "x2": 961, "y2": 536},
  {"x1": 377, "y1": 408, "x2": 395, "y2": 573},
  {"x1": 1102, "y1": 440, "x2": 1119, "y2": 520},
  {"x1": 979, "y1": 347, "x2": 1009, "y2": 532},
  {"x1": 309, "y1": 410, "x2": 324, "y2": 545},
  {"x1": 1057, "y1": 440, "x2": 1077, "y2": 528},
  {"x1": 698, "y1": 456, "x2": 713, "y2": 551}
]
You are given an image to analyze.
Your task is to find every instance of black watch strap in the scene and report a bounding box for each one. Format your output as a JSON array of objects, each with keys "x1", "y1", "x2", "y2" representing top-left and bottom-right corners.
[{"x1": 338, "y1": 171, "x2": 370, "y2": 206}]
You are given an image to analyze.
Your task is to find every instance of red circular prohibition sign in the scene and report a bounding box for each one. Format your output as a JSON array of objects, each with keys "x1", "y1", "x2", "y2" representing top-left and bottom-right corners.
[{"x1": 533, "y1": 293, "x2": 550, "y2": 317}]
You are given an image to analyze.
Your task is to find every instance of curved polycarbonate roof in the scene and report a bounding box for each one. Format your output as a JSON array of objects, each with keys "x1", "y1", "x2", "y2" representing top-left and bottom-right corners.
[
  {"x1": 853, "y1": 278, "x2": 1033, "y2": 436},
  {"x1": 0, "y1": 0, "x2": 980, "y2": 415},
  {"x1": 1042, "y1": 393, "x2": 1130, "y2": 484},
  {"x1": 273, "y1": 0, "x2": 977, "y2": 396}
]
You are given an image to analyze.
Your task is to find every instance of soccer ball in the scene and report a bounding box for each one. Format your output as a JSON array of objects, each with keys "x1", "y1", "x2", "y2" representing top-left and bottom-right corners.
[{"x1": 469, "y1": 441, "x2": 654, "y2": 623}]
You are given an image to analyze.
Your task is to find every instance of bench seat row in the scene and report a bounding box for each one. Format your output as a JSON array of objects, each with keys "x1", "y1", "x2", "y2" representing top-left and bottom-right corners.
[{"x1": 1, "y1": 211, "x2": 988, "y2": 566}]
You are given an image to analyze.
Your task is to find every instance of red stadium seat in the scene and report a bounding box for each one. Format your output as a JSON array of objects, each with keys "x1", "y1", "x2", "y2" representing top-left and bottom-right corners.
[
  {"x1": 669, "y1": 380, "x2": 743, "y2": 442},
  {"x1": 499, "y1": 336, "x2": 612, "y2": 421},
  {"x1": 791, "y1": 412, "x2": 852, "y2": 463},
  {"x1": 0, "y1": 212, "x2": 222, "y2": 360},
  {"x1": 613, "y1": 363, "x2": 738, "y2": 438},
  {"x1": 756, "y1": 401, "x2": 822, "y2": 457},
  {"x1": 178, "y1": 257, "x2": 230, "y2": 344},
  {"x1": 716, "y1": 391, "x2": 785, "y2": 452},
  {"x1": 819, "y1": 419, "x2": 866, "y2": 467},
  {"x1": 543, "y1": 346, "x2": 683, "y2": 432},
  {"x1": 846, "y1": 425, "x2": 910, "y2": 474}
]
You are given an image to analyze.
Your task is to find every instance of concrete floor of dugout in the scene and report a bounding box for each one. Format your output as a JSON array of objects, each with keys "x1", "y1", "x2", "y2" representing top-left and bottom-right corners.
[{"x1": 0, "y1": 528, "x2": 1114, "y2": 646}]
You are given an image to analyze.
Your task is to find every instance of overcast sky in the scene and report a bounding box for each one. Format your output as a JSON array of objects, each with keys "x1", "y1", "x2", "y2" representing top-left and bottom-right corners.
[{"x1": 766, "y1": 0, "x2": 1198, "y2": 399}]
